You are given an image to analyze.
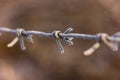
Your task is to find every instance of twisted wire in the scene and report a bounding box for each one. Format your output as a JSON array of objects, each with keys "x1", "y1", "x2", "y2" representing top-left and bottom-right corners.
[{"x1": 0, "y1": 27, "x2": 120, "y2": 56}]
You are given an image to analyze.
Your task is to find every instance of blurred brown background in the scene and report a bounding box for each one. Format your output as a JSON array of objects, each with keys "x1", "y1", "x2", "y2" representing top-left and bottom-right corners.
[{"x1": 0, "y1": 0, "x2": 120, "y2": 80}]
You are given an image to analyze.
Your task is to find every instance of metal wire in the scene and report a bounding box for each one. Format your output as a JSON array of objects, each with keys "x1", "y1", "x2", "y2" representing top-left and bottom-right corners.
[{"x1": 0, "y1": 27, "x2": 120, "y2": 56}]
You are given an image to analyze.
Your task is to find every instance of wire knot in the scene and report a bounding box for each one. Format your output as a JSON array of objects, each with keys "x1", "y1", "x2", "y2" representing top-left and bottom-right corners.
[
  {"x1": 7, "y1": 28, "x2": 34, "y2": 50},
  {"x1": 52, "y1": 31, "x2": 62, "y2": 39},
  {"x1": 84, "y1": 33, "x2": 119, "y2": 56},
  {"x1": 100, "y1": 33, "x2": 117, "y2": 51},
  {"x1": 52, "y1": 28, "x2": 73, "y2": 54}
]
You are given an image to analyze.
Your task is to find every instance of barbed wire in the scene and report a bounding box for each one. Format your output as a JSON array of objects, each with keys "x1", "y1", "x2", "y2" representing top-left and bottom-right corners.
[{"x1": 0, "y1": 27, "x2": 120, "y2": 56}]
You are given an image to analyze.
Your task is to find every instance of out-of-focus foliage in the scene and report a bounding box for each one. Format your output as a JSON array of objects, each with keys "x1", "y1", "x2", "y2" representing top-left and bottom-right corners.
[{"x1": 0, "y1": 0, "x2": 120, "y2": 80}]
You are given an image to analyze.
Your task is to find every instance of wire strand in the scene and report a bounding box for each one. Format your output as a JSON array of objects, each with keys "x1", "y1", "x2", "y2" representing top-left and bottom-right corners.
[{"x1": 0, "y1": 27, "x2": 120, "y2": 56}]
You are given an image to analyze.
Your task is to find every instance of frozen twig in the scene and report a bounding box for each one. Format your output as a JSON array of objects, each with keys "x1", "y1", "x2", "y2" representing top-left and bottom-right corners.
[{"x1": 0, "y1": 27, "x2": 120, "y2": 56}]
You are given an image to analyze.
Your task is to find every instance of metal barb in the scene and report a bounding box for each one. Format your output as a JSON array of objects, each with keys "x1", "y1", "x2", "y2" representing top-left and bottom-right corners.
[
  {"x1": 84, "y1": 42, "x2": 100, "y2": 56},
  {"x1": 63, "y1": 28, "x2": 73, "y2": 45},
  {"x1": 7, "y1": 28, "x2": 34, "y2": 50},
  {"x1": 17, "y1": 28, "x2": 26, "y2": 50},
  {"x1": 56, "y1": 39, "x2": 64, "y2": 54},
  {"x1": 52, "y1": 31, "x2": 64, "y2": 54},
  {"x1": 19, "y1": 35, "x2": 26, "y2": 50},
  {"x1": 7, "y1": 37, "x2": 19, "y2": 47},
  {"x1": 7, "y1": 29, "x2": 24, "y2": 49},
  {"x1": 84, "y1": 33, "x2": 120, "y2": 56},
  {"x1": 64, "y1": 28, "x2": 73, "y2": 34},
  {"x1": 26, "y1": 35, "x2": 34, "y2": 44},
  {"x1": 53, "y1": 28, "x2": 74, "y2": 54}
]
